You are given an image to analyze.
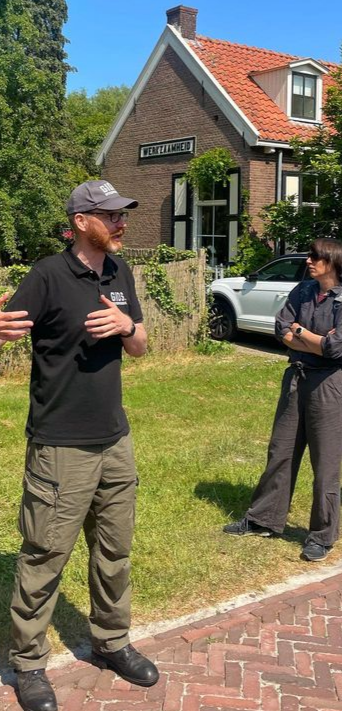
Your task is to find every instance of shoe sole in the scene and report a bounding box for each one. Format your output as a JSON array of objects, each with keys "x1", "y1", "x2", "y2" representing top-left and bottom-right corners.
[
  {"x1": 223, "y1": 528, "x2": 273, "y2": 537},
  {"x1": 91, "y1": 653, "x2": 159, "y2": 687},
  {"x1": 303, "y1": 548, "x2": 332, "y2": 562}
]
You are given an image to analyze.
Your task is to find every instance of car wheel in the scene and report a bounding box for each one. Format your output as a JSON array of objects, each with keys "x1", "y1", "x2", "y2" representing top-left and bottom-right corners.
[{"x1": 209, "y1": 299, "x2": 237, "y2": 341}]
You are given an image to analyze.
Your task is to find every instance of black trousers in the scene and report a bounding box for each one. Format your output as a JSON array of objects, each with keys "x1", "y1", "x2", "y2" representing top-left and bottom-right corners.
[{"x1": 246, "y1": 365, "x2": 342, "y2": 546}]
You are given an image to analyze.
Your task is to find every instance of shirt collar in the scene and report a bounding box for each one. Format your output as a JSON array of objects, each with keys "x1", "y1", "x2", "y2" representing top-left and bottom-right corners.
[{"x1": 62, "y1": 248, "x2": 117, "y2": 279}]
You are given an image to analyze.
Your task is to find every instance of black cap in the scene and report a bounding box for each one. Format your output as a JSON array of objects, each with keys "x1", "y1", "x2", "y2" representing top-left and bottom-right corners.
[{"x1": 66, "y1": 180, "x2": 138, "y2": 215}]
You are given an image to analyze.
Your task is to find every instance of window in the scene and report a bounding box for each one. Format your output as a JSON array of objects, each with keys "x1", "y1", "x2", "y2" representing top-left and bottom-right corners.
[
  {"x1": 283, "y1": 172, "x2": 319, "y2": 216},
  {"x1": 292, "y1": 72, "x2": 316, "y2": 120},
  {"x1": 255, "y1": 257, "x2": 307, "y2": 282},
  {"x1": 196, "y1": 169, "x2": 240, "y2": 268},
  {"x1": 171, "y1": 175, "x2": 192, "y2": 250}
]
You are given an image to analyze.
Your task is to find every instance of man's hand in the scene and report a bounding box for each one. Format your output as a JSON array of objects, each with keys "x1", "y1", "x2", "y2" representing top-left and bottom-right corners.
[
  {"x1": 85, "y1": 294, "x2": 134, "y2": 339},
  {"x1": 0, "y1": 292, "x2": 33, "y2": 342}
]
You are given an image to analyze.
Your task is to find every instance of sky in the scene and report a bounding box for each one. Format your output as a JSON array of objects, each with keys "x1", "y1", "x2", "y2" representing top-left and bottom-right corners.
[{"x1": 64, "y1": 0, "x2": 342, "y2": 96}]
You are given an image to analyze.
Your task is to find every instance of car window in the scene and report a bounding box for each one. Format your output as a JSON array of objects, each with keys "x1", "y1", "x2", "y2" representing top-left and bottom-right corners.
[{"x1": 256, "y1": 258, "x2": 306, "y2": 282}]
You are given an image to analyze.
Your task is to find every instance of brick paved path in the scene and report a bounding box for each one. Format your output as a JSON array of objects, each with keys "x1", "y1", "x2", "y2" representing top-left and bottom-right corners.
[{"x1": 2, "y1": 572, "x2": 342, "y2": 711}]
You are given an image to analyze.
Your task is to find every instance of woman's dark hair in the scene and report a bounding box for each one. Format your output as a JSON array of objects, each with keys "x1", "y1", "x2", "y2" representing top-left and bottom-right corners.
[{"x1": 308, "y1": 238, "x2": 342, "y2": 281}]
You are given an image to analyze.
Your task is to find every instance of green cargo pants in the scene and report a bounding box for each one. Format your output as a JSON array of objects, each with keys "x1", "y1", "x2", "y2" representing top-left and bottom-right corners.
[{"x1": 10, "y1": 433, "x2": 138, "y2": 671}]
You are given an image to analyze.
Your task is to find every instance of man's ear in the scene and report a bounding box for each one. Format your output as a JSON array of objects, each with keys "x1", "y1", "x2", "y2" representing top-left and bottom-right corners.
[{"x1": 73, "y1": 213, "x2": 89, "y2": 233}]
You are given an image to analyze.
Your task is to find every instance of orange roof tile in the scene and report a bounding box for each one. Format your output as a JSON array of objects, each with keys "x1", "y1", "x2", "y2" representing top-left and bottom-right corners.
[{"x1": 189, "y1": 34, "x2": 339, "y2": 143}]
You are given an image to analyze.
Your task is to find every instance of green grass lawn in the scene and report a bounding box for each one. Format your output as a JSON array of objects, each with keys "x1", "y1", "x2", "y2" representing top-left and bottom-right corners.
[{"x1": 1, "y1": 347, "x2": 341, "y2": 661}]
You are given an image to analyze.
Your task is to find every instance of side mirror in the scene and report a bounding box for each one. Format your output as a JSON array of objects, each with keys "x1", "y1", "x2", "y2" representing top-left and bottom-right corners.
[{"x1": 246, "y1": 271, "x2": 258, "y2": 282}]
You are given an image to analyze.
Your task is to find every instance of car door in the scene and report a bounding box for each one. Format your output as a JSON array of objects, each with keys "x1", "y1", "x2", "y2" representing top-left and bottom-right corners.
[{"x1": 236, "y1": 257, "x2": 307, "y2": 334}]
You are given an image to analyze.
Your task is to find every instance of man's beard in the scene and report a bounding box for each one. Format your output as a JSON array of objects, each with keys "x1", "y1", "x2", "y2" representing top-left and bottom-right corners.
[{"x1": 86, "y1": 225, "x2": 122, "y2": 253}]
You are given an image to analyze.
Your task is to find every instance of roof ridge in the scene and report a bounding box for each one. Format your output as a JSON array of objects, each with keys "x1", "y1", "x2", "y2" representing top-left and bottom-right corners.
[{"x1": 193, "y1": 33, "x2": 339, "y2": 68}]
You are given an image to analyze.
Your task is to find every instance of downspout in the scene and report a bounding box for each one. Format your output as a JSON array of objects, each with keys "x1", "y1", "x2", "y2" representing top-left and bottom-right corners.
[{"x1": 276, "y1": 148, "x2": 283, "y2": 254}]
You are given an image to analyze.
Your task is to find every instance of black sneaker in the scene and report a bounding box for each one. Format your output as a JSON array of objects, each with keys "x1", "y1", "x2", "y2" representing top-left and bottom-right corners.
[
  {"x1": 302, "y1": 541, "x2": 332, "y2": 561},
  {"x1": 223, "y1": 517, "x2": 273, "y2": 537}
]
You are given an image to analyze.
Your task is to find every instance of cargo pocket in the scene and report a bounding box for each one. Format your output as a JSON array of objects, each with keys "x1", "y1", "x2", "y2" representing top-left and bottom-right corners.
[{"x1": 18, "y1": 468, "x2": 59, "y2": 552}]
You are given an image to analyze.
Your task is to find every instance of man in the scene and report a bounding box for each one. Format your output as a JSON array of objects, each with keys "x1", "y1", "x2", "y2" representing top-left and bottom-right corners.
[{"x1": 0, "y1": 180, "x2": 159, "y2": 711}]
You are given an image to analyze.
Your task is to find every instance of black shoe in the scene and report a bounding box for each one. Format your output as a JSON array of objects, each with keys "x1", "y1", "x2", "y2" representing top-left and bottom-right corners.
[
  {"x1": 92, "y1": 644, "x2": 159, "y2": 687},
  {"x1": 223, "y1": 517, "x2": 273, "y2": 537},
  {"x1": 302, "y1": 541, "x2": 332, "y2": 561},
  {"x1": 16, "y1": 669, "x2": 57, "y2": 711}
]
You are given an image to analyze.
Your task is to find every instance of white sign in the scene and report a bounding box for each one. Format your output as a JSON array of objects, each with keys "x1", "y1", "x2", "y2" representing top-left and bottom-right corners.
[{"x1": 140, "y1": 137, "x2": 195, "y2": 159}]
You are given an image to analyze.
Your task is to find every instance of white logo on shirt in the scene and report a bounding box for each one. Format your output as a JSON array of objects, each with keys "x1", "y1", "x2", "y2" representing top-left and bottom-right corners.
[{"x1": 110, "y1": 291, "x2": 127, "y2": 305}]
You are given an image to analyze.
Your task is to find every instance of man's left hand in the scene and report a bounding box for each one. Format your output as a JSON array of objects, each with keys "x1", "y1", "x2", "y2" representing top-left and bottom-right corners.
[{"x1": 85, "y1": 295, "x2": 134, "y2": 338}]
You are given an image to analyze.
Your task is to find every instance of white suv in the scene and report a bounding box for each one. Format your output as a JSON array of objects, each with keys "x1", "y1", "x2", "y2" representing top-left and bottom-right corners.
[{"x1": 209, "y1": 254, "x2": 310, "y2": 341}]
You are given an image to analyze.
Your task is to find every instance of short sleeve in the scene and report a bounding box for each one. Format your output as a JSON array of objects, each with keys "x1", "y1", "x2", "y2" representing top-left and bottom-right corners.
[{"x1": 4, "y1": 267, "x2": 48, "y2": 325}]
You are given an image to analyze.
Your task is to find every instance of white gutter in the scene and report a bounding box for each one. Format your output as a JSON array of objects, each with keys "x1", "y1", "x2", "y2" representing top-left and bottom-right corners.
[{"x1": 257, "y1": 140, "x2": 291, "y2": 150}]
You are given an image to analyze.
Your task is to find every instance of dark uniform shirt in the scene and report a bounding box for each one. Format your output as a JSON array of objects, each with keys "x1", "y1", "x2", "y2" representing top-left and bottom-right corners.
[
  {"x1": 275, "y1": 279, "x2": 342, "y2": 368},
  {"x1": 5, "y1": 248, "x2": 143, "y2": 445}
]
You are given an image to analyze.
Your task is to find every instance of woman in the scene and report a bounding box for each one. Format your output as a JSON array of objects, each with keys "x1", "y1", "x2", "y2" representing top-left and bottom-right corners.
[{"x1": 224, "y1": 237, "x2": 342, "y2": 561}]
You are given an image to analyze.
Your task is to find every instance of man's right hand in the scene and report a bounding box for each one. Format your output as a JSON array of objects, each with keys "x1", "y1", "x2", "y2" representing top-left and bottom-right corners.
[{"x1": 0, "y1": 292, "x2": 33, "y2": 342}]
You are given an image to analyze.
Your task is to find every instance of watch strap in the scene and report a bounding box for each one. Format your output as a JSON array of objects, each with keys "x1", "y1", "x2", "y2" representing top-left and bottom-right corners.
[{"x1": 121, "y1": 321, "x2": 136, "y2": 338}]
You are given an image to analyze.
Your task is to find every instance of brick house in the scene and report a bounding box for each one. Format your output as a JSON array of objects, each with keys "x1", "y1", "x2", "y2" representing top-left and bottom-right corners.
[{"x1": 96, "y1": 5, "x2": 337, "y2": 266}]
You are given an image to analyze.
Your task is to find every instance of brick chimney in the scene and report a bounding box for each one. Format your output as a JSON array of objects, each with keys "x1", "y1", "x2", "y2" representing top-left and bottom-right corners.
[{"x1": 166, "y1": 6, "x2": 198, "y2": 40}]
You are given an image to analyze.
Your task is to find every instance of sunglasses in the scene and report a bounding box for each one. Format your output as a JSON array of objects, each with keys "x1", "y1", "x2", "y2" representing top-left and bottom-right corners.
[{"x1": 307, "y1": 251, "x2": 320, "y2": 261}]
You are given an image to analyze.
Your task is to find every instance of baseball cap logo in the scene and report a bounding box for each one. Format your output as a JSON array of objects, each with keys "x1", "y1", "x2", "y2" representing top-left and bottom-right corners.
[{"x1": 99, "y1": 182, "x2": 118, "y2": 196}]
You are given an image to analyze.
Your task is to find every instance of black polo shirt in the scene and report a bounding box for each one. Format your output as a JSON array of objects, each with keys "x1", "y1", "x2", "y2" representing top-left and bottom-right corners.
[{"x1": 5, "y1": 249, "x2": 143, "y2": 445}]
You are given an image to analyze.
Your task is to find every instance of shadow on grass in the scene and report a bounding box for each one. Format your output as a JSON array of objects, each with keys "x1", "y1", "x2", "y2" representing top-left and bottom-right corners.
[
  {"x1": 194, "y1": 480, "x2": 253, "y2": 519},
  {"x1": 0, "y1": 552, "x2": 89, "y2": 680},
  {"x1": 194, "y1": 480, "x2": 309, "y2": 544}
]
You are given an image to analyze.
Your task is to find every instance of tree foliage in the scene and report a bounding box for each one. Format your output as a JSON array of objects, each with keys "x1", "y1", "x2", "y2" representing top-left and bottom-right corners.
[
  {"x1": 259, "y1": 198, "x2": 314, "y2": 253},
  {"x1": 0, "y1": 0, "x2": 72, "y2": 262},
  {"x1": 182, "y1": 147, "x2": 236, "y2": 193},
  {"x1": 65, "y1": 86, "x2": 130, "y2": 179},
  {"x1": 229, "y1": 193, "x2": 272, "y2": 276}
]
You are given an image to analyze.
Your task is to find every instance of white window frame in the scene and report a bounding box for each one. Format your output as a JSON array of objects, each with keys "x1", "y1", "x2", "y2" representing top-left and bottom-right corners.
[
  {"x1": 286, "y1": 60, "x2": 326, "y2": 125},
  {"x1": 195, "y1": 170, "x2": 241, "y2": 266},
  {"x1": 283, "y1": 171, "x2": 320, "y2": 212}
]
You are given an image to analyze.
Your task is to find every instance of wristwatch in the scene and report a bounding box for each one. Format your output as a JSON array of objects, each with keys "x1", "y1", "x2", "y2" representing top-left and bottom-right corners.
[
  {"x1": 295, "y1": 326, "x2": 304, "y2": 337},
  {"x1": 121, "y1": 321, "x2": 136, "y2": 338}
]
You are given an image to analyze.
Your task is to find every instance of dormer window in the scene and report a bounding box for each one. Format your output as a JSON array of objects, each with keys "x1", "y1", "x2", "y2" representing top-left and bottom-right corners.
[
  {"x1": 292, "y1": 72, "x2": 316, "y2": 120},
  {"x1": 252, "y1": 58, "x2": 327, "y2": 125}
]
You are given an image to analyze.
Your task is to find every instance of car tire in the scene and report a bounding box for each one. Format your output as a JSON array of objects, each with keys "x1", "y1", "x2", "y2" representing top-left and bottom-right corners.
[{"x1": 209, "y1": 299, "x2": 237, "y2": 341}]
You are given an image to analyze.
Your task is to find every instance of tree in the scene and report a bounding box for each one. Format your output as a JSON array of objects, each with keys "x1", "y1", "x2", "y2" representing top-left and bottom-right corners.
[
  {"x1": 65, "y1": 86, "x2": 130, "y2": 179},
  {"x1": 259, "y1": 197, "x2": 314, "y2": 253},
  {"x1": 0, "y1": 0, "x2": 71, "y2": 262}
]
